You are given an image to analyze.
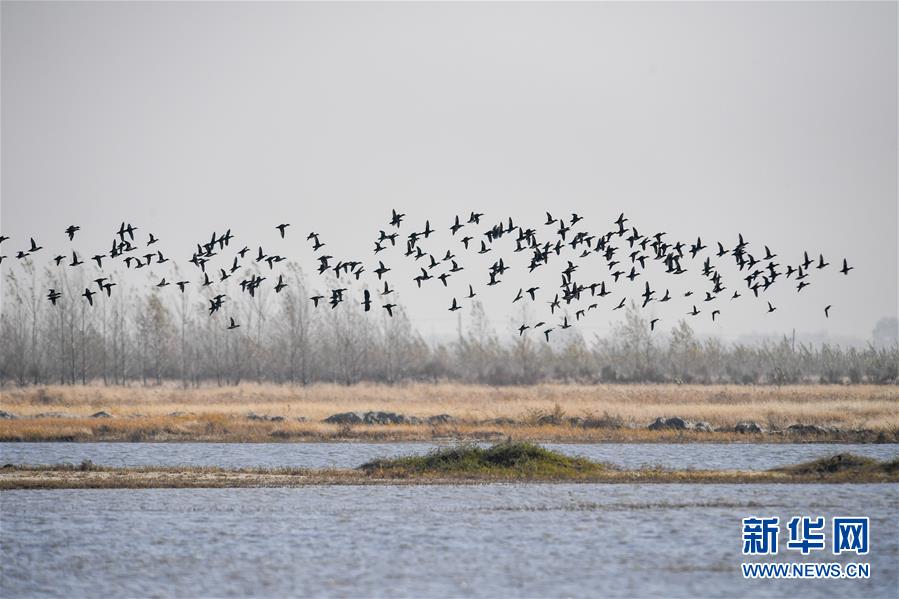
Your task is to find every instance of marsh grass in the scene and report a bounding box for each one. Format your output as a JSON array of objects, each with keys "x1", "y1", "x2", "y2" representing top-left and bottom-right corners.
[
  {"x1": 359, "y1": 444, "x2": 899, "y2": 482},
  {"x1": 360, "y1": 441, "x2": 607, "y2": 478},
  {"x1": 775, "y1": 453, "x2": 899, "y2": 478},
  {"x1": 1, "y1": 383, "x2": 896, "y2": 443},
  {"x1": 2, "y1": 382, "x2": 897, "y2": 424}
]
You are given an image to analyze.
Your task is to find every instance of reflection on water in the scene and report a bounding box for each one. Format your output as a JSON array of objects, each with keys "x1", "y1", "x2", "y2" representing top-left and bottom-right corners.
[
  {"x1": 2, "y1": 484, "x2": 897, "y2": 598},
  {"x1": 2, "y1": 442, "x2": 897, "y2": 471}
]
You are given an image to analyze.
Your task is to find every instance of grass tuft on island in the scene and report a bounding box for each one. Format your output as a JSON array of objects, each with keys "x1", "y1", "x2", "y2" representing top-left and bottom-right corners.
[
  {"x1": 773, "y1": 453, "x2": 899, "y2": 480},
  {"x1": 360, "y1": 441, "x2": 606, "y2": 479}
]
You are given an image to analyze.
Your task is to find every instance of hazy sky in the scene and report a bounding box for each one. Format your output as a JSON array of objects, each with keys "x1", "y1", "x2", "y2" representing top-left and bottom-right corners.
[{"x1": 2, "y1": 2, "x2": 896, "y2": 343}]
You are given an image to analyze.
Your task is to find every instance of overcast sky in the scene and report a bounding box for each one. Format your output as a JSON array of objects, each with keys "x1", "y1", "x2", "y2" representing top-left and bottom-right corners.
[{"x1": 2, "y1": 2, "x2": 896, "y2": 343}]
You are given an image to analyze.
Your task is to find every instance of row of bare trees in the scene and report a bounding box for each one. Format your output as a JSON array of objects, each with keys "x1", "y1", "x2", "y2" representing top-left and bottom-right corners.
[{"x1": 1, "y1": 261, "x2": 896, "y2": 386}]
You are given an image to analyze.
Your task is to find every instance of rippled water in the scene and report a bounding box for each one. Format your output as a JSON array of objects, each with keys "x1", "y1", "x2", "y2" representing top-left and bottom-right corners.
[
  {"x1": 2, "y1": 442, "x2": 897, "y2": 471},
  {"x1": 2, "y1": 484, "x2": 896, "y2": 598}
]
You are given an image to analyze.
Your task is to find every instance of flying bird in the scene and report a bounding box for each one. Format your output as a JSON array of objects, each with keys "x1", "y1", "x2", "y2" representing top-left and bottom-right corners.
[
  {"x1": 274, "y1": 275, "x2": 287, "y2": 293},
  {"x1": 840, "y1": 259, "x2": 853, "y2": 275},
  {"x1": 47, "y1": 289, "x2": 62, "y2": 305}
]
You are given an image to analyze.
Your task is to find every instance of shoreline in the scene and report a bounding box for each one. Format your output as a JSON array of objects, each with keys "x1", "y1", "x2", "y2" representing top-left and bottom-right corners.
[
  {"x1": 3, "y1": 451, "x2": 897, "y2": 489},
  {"x1": 1, "y1": 422, "x2": 895, "y2": 444},
  {"x1": 4, "y1": 467, "x2": 897, "y2": 490}
]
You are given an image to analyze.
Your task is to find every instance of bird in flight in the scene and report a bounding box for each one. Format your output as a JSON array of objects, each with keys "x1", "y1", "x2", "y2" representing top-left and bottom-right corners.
[
  {"x1": 47, "y1": 289, "x2": 62, "y2": 305},
  {"x1": 840, "y1": 259, "x2": 853, "y2": 275},
  {"x1": 274, "y1": 275, "x2": 287, "y2": 293},
  {"x1": 374, "y1": 262, "x2": 390, "y2": 279}
]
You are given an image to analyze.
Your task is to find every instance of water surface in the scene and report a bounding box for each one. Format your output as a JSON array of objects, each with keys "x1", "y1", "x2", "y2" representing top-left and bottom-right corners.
[{"x1": 2, "y1": 484, "x2": 896, "y2": 598}]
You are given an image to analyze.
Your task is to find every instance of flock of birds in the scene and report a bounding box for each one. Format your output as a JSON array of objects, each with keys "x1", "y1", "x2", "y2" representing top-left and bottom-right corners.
[{"x1": 0, "y1": 209, "x2": 854, "y2": 340}]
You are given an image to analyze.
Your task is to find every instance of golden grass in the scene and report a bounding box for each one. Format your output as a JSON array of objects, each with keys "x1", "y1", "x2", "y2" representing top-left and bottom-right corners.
[{"x1": 1, "y1": 383, "x2": 896, "y2": 443}]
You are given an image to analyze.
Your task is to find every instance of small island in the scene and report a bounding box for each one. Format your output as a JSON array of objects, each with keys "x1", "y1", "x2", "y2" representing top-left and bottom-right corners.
[{"x1": 2, "y1": 443, "x2": 896, "y2": 489}]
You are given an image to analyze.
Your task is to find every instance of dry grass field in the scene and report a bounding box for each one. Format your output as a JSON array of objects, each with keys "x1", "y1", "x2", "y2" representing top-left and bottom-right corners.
[{"x1": 1, "y1": 383, "x2": 897, "y2": 443}]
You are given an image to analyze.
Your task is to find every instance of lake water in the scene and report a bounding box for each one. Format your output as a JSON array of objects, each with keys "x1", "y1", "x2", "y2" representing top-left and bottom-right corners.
[
  {"x1": 2, "y1": 442, "x2": 897, "y2": 471},
  {"x1": 2, "y1": 484, "x2": 897, "y2": 598}
]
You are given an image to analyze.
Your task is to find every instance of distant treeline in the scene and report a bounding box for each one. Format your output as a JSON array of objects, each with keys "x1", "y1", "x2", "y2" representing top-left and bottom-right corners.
[{"x1": 2, "y1": 262, "x2": 897, "y2": 387}]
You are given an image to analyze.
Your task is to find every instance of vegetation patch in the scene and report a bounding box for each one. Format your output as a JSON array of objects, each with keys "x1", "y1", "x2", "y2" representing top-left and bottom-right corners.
[
  {"x1": 774, "y1": 453, "x2": 899, "y2": 481},
  {"x1": 2, "y1": 383, "x2": 897, "y2": 444},
  {"x1": 360, "y1": 441, "x2": 607, "y2": 479},
  {"x1": 2, "y1": 450, "x2": 898, "y2": 489}
]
